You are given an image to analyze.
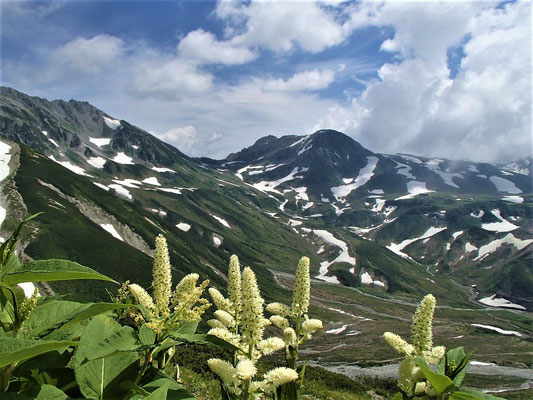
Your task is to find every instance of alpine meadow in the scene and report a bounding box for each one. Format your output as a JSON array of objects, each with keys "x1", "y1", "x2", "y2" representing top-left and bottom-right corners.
[{"x1": 0, "y1": 1, "x2": 531, "y2": 399}]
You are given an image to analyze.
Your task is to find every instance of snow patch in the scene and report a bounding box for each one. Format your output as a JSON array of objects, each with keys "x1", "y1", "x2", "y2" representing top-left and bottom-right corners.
[
  {"x1": 112, "y1": 152, "x2": 134, "y2": 165},
  {"x1": 112, "y1": 178, "x2": 142, "y2": 188},
  {"x1": 489, "y1": 176, "x2": 521, "y2": 194},
  {"x1": 49, "y1": 155, "x2": 92, "y2": 177},
  {"x1": 152, "y1": 166, "x2": 175, "y2": 173},
  {"x1": 100, "y1": 224, "x2": 124, "y2": 241},
  {"x1": 108, "y1": 184, "x2": 132, "y2": 200},
  {"x1": 471, "y1": 324, "x2": 522, "y2": 337},
  {"x1": 452, "y1": 231, "x2": 464, "y2": 240},
  {"x1": 395, "y1": 181, "x2": 434, "y2": 200},
  {"x1": 481, "y1": 209, "x2": 519, "y2": 232},
  {"x1": 465, "y1": 243, "x2": 478, "y2": 252},
  {"x1": 0, "y1": 141, "x2": 12, "y2": 182},
  {"x1": 210, "y1": 214, "x2": 231, "y2": 228},
  {"x1": 470, "y1": 210, "x2": 484, "y2": 218},
  {"x1": 326, "y1": 325, "x2": 348, "y2": 335},
  {"x1": 425, "y1": 160, "x2": 463, "y2": 188},
  {"x1": 331, "y1": 157, "x2": 378, "y2": 200},
  {"x1": 475, "y1": 233, "x2": 533, "y2": 260},
  {"x1": 89, "y1": 137, "x2": 111, "y2": 147},
  {"x1": 103, "y1": 116, "x2": 121, "y2": 129},
  {"x1": 93, "y1": 182, "x2": 110, "y2": 191},
  {"x1": 159, "y1": 188, "x2": 183, "y2": 195},
  {"x1": 87, "y1": 157, "x2": 106, "y2": 169},
  {"x1": 48, "y1": 138, "x2": 59, "y2": 147},
  {"x1": 176, "y1": 223, "x2": 191, "y2": 232},
  {"x1": 252, "y1": 167, "x2": 306, "y2": 194},
  {"x1": 387, "y1": 227, "x2": 447, "y2": 259},
  {"x1": 313, "y1": 230, "x2": 355, "y2": 284},
  {"x1": 396, "y1": 163, "x2": 416, "y2": 180},
  {"x1": 479, "y1": 294, "x2": 526, "y2": 310},
  {"x1": 502, "y1": 196, "x2": 524, "y2": 203},
  {"x1": 213, "y1": 236, "x2": 222, "y2": 246},
  {"x1": 142, "y1": 177, "x2": 161, "y2": 186}
]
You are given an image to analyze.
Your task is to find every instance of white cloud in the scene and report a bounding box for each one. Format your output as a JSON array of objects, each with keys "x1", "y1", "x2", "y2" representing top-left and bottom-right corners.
[
  {"x1": 52, "y1": 35, "x2": 125, "y2": 74},
  {"x1": 177, "y1": 29, "x2": 256, "y2": 65},
  {"x1": 261, "y1": 68, "x2": 336, "y2": 92},
  {"x1": 217, "y1": 0, "x2": 347, "y2": 53},
  {"x1": 152, "y1": 125, "x2": 197, "y2": 154}
]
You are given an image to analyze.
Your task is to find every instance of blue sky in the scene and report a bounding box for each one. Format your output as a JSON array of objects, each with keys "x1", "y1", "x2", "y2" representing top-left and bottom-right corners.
[{"x1": 1, "y1": 0, "x2": 531, "y2": 163}]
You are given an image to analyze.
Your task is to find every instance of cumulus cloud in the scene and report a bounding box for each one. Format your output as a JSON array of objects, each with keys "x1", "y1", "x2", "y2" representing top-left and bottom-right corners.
[
  {"x1": 152, "y1": 125, "x2": 197, "y2": 154},
  {"x1": 216, "y1": 0, "x2": 347, "y2": 53},
  {"x1": 52, "y1": 35, "x2": 125, "y2": 74},
  {"x1": 261, "y1": 68, "x2": 336, "y2": 92},
  {"x1": 177, "y1": 29, "x2": 256, "y2": 65}
]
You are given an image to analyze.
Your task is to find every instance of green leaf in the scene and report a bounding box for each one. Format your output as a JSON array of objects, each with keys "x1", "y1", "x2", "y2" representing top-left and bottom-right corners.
[
  {"x1": 86, "y1": 325, "x2": 141, "y2": 360},
  {"x1": 172, "y1": 320, "x2": 199, "y2": 335},
  {"x1": 412, "y1": 357, "x2": 455, "y2": 395},
  {"x1": 172, "y1": 333, "x2": 240, "y2": 351},
  {"x1": 139, "y1": 324, "x2": 156, "y2": 346},
  {"x1": 4, "y1": 259, "x2": 117, "y2": 285},
  {"x1": 450, "y1": 388, "x2": 507, "y2": 400},
  {"x1": 34, "y1": 384, "x2": 70, "y2": 400},
  {"x1": 143, "y1": 376, "x2": 196, "y2": 400},
  {"x1": 392, "y1": 393, "x2": 404, "y2": 400},
  {"x1": 0, "y1": 337, "x2": 79, "y2": 367},
  {"x1": 74, "y1": 315, "x2": 139, "y2": 400}
]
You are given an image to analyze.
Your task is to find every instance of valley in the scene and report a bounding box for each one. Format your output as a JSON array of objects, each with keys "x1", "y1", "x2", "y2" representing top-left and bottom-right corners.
[{"x1": 0, "y1": 87, "x2": 532, "y2": 396}]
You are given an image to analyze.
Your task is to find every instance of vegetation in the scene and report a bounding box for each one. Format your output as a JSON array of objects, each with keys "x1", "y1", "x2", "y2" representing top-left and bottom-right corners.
[{"x1": 0, "y1": 216, "x2": 526, "y2": 399}]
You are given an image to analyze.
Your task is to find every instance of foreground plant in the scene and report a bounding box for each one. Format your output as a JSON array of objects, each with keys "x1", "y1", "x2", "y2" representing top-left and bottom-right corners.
[
  {"x1": 384, "y1": 294, "x2": 504, "y2": 400},
  {"x1": 0, "y1": 214, "x2": 125, "y2": 394},
  {"x1": 266, "y1": 256, "x2": 323, "y2": 400},
  {"x1": 207, "y1": 255, "x2": 298, "y2": 399}
]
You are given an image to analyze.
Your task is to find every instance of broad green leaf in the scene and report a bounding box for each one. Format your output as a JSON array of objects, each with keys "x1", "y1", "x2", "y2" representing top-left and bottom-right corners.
[
  {"x1": 0, "y1": 337, "x2": 78, "y2": 367},
  {"x1": 53, "y1": 302, "x2": 131, "y2": 335},
  {"x1": 143, "y1": 376, "x2": 196, "y2": 400},
  {"x1": 413, "y1": 358, "x2": 455, "y2": 395},
  {"x1": 34, "y1": 384, "x2": 70, "y2": 400},
  {"x1": 139, "y1": 324, "x2": 156, "y2": 346},
  {"x1": 1, "y1": 252, "x2": 22, "y2": 279},
  {"x1": 450, "y1": 388, "x2": 507, "y2": 400},
  {"x1": 4, "y1": 259, "x2": 116, "y2": 285},
  {"x1": 144, "y1": 385, "x2": 169, "y2": 400},
  {"x1": 172, "y1": 320, "x2": 199, "y2": 335},
  {"x1": 22, "y1": 300, "x2": 91, "y2": 339},
  {"x1": 86, "y1": 325, "x2": 141, "y2": 360},
  {"x1": 392, "y1": 393, "x2": 404, "y2": 400},
  {"x1": 74, "y1": 315, "x2": 139, "y2": 399}
]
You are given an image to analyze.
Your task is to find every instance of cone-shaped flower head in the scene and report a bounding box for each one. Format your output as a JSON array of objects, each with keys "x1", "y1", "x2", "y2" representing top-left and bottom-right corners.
[
  {"x1": 209, "y1": 288, "x2": 231, "y2": 313},
  {"x1": 128, "y1": 283, "x2": 156, "y2": 314},
  {"x1": 302, "y1": 318, "x2": 323, "y2": 334},
  {"x1": 240, "y1": 267, "x2": 265, "y2": 349},
  {"x1": 235, "y1": 359, "x2": 257, "y2": 380},
  {"x1": 292, "y1": 256, "x2": 310, "y2": 316},
  {"x1": 171, "y1": 273, "x2": 210, "y2": 321},
  {"x1": 208, "y1": 358, "x2": 239, "y2": 393},
  {"x1": 411, "y1": 294, "x2": 436, "y2": 354},
  {"x1": 383, "y1": 332, "x2": 415, "y2": 357},
  {"x1": 228, "y1": 254, "x2": 242, "y2": 322},
  {"x1": 261, "y1": 367, "x2": 299, "y2": 394},
  {"x1": 152, "y1": 234, "x2": 172, "y2": 315},
  {"x1": 266, "y1": 302, "x2": 291, "y2": 317},
  {"x1": 257, "y1": 337, "x2": 286, "y2": 355}
]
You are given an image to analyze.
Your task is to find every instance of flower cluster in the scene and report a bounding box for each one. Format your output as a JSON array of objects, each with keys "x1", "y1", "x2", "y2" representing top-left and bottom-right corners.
[
  {"x1": 207, "y1": 255, "x2": 297, "y2": 399},
  {"x1": 266, "y1": 257, "x2": 323, "y2": 358},
  {"x1": 119, "y1": 235, "x2": 210, "y2": 333},
  {"x1": 383, "y1": 294, "x2": 446, "y2": 397}
]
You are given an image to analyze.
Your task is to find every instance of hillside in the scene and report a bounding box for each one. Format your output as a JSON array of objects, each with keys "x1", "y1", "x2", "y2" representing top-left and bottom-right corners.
[{"x1": 0, "y1": 87, "x2": 532, "y2": 379}]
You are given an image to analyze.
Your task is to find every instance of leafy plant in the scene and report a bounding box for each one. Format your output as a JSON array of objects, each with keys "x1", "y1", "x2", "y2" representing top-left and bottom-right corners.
[
  {"x1": 384, "y1": 294, "x2": 505, "y2": 400},
  {"x1": 0, "y1": 214, "x2": 126, "y2": 395}
]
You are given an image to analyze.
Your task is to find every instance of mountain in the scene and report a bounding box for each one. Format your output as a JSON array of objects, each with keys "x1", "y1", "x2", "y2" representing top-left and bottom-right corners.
[
  {"x1": 1, "y1": 87, "x2": 532, "y2": 372},
  {"x1": 200, "y1": 129, "x2": 533, "y2": 309}
]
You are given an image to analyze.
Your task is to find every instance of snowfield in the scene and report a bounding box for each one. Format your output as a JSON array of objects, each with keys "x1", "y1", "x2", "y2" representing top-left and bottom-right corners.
[
  {"x1": 103, "y1": 116, "x2": 121, "y2": 129},
  {"x1": 502, "y1": 195, "x2": 524, "y2": 203},
  {"x1": 87, "y1": 156, "x2": 107, "y2": 169},
  {"x1": 210, "y1": 214, "x2": 231, "y2": 228},
  {"x1": 313, "y1": 229, "x2": 355, "y2": 284},
  {"x1": 489, "y1": 176, "x2": 522, "y2": 194},
  {"x1": 481, "y1": 209, "x2": 519, "y2": 232},
  {"x1": 152, "y1": 166, "x2": 175, "y2": 173},
  {"x1": 331, "y1": 156, "x2": 379, "y2": 200},
  {"x1": 471, "y1": 324, "x2": 522, "y2": 337},
  {"x1": 100, "y1": 224, "x2": 124, "y2": 241},
  {"x1": 474, "y1": 233, "x2": 533, "y2": 260},
  {"x1": 89, "y1": 137, "x2": 112, "y2": 147},
  {"x1": 142, "y1": 177, "x2": 161, "y2": 186},
  {"x1": 387, "y1": 227, "x2": 447, "y2": 259},
  {"x1": 112, "y1": 152, "x2": 134, "y2": 165},
  {"x1": 0, "y1": 141, "x2": 11, "y2": 182},
  {"x1": 49, "y1": 155, "x2": 93, "y2": 177},
  {"x1": 176, "y1": 223, "x2": 191, "y2": 232},
  {"x1": 108, "y1": 184, "x2": 133, "y2": 200},
  {"x1": 395, "y1": 180, "x2": 434, "y2": 200},
  {"x1": 479, "y1": 294, "x2": 526, "y2": 310}
]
